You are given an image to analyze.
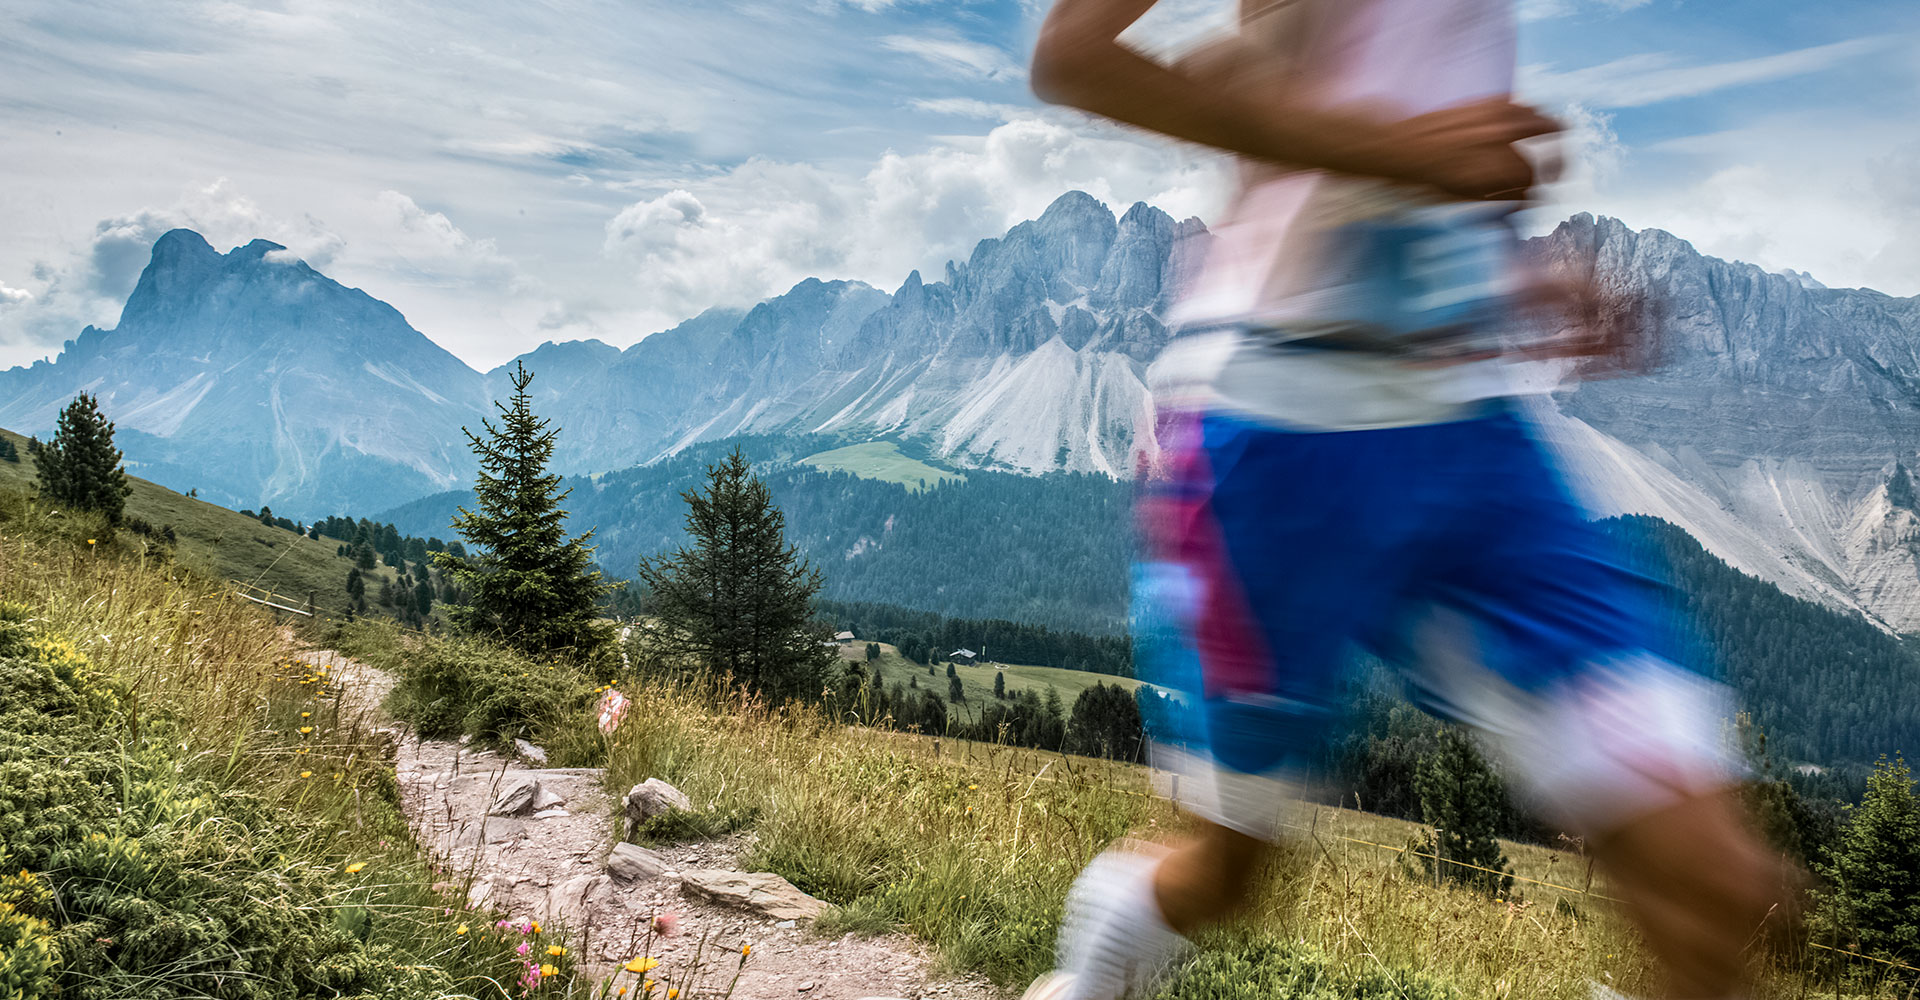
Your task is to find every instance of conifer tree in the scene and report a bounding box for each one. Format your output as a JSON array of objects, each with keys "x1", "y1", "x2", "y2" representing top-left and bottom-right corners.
[
  {"x1": 0, "y1": 437, "x2": 17, "y2": 463},
  {"x1": 949, "y1": 674, "x2": 966, "y2": 703},
  {"x1": 637, "y1": 447, "x2": 834, "y2": 700},
  {"x1": 994, "y1": 671, "x2": 1007, "y2": 699},
  {"x1": 1414, "y1": 727, "x2": 1515, "y2": 896},
  {"x1": 35, "y1": 393, "x2": 131, "y2": 526},
  {"x1": 1814, "y1": 756, "x2": 1920, "y2": 964},
  {"x1": 443, "y1": 362, "x2": 614, "y2": 656},
  {"x1": 345, "y1": 567, "x2": 366, "y2": 609}
]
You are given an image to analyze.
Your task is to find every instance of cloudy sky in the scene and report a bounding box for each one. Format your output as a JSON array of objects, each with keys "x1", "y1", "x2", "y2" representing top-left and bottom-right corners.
[{"x1": 2, "y1": 0, "x2": 1916, "y2": 371}]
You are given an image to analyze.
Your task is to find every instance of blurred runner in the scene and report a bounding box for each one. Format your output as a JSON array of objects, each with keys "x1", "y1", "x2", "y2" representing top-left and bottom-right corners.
[{"x1": 1025, "y1": 1, "x2": 1791, "y2": 998}]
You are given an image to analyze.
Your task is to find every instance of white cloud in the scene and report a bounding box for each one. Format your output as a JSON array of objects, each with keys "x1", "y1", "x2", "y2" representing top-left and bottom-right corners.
[
  {"x1": 1521, "y1": 38, "x2": 1884, "y2": 109},
  {"x1": 0, "y1": 282, "x2": 30, "y2": 305},
  {"x1": 909, "y1": 97, "x2": 1028, "y2": 120},
  {"x1": 882, "y1": 35, "x2": 1027, "y2": 81},
  {"x1": 599, "y1": 113, "x2": 1230, "y2": 328}
]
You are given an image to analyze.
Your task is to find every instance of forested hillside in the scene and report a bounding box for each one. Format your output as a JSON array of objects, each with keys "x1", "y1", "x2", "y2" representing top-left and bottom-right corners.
[
  {"x1": 1606, "y1": 515, "x2": 1920, "y2": 765},
  {"x1": 383, "y1": 435, "x2": 1134, "y2": 633}
]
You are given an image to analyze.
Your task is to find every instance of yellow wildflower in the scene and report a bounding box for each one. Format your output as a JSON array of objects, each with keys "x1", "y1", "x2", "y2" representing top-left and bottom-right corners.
[
  {"x1": 643, "y1": 980, "x2": 656, "y2": 993},
  {"x1": 624, "y1": 957, "x2": 660, "y2": 974},
  {"x1": 87, "y1": 539, "x2": 96, "y2": 545},
  {"x1": 531, "y1": 920, "x2": 541, "y2": 933},
  {"x1": 299, "y1": 726, "x2": 314, "y2": 735},
  {"x1": 300, "y1": 771, "x2": 312, "y2": 778},
  {"x1": 541, "y1": 963, "x2": 558, "y2": 977},
  {"x1": 668, "y1": 989, "x2": 680, "y2": 999},
  {"x1": 456, "y1": 924, "x2": 469, "y2": 935},
  {"x1": 345, "y1": 862, "x2": 366, "y2": 874},
  {"x1": 741, "y1": 943, "x2": 751, "y2": 957},
  {"x1": 301, "y1": 711, "x2": 311, "y2": 718},
  {"x1": 547, "y1": 945, "x2": 565, "y2": 957}
]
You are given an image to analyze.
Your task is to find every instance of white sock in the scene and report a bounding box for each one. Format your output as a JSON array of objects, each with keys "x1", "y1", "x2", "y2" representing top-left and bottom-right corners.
[{"x1": 1056, "y1": 850, "x2": 1188, "y2": 1000}]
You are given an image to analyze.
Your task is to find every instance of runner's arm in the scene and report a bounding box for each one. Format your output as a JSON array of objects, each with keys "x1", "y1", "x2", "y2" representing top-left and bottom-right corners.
[{"x1": 1029, "y1": 0, "x2": 1559, "y2": 200}]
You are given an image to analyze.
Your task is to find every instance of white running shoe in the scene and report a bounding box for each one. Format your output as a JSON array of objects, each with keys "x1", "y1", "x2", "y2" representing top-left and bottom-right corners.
[{"x1": 1033, "y1": 847, "x2": 1188, "y2": 1000}]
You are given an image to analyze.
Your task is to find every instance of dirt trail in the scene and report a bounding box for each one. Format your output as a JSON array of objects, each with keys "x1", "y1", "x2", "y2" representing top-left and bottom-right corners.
[{"x1": 300, "y1": 649, "x2": 1001, "y2": 1000}]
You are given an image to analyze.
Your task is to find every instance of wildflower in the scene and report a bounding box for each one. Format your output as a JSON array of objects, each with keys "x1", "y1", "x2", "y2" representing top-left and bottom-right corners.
[
  {"x1": 968, "y1": 784, "x2": 977, "y2": 790},
  {"x1": 299, "y1": 726, "x2": 313, "y2": 735},
  {"x1": 296, "y1": 747, "x2": 309, "y2": 754},
  {"x1": 669, "y1": 989, "x2": 680, "y2": 999},
  {"x1": 300, "y1": 771, "x2": 312, "y2": 778},
  {"x1": 619, "y1": 989, "x2": 628, "y2": 998},
  {"x1": 547, "y1": 945, "x2": 565, "y2": 957},
  {"x1": 456, "y1": 924, "x2": 469, "y2": 935},
  {"x1": 87, "y1": 539, "x2": 96, "y2": 545},
  {"x1": 345, "y1": 862, "x2": 366, "y2": 874},
  {"x1": 301, "y1": 711, "x2": 311, "y2": 718},
  {"x1": 652, "y1": 911, "x2": 679, "y2": 936},
  {"x1": 625, "y1": 957, "x2": 660, "y2": 974},
  {"x1": 644, "y1": 980, "x2": 656, "y2": 993},
  {"x1": 541, "y1": 963, "x2": 558, "y2": 977},
  {"x1": 517, "y1": 942, "x2": 530, "y2": 955},
  {"x1": 530, "y1": 920, "x2": 542, "y2": 933},
  {"x1": 741, "y1": 943, "x2": 751, "y2": 957}
]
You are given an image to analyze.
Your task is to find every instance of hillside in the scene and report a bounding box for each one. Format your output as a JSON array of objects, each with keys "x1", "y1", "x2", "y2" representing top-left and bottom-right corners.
[
  {"x1": 383, "y1": 434, "x2": 1134, "y2": 634},
  {"x1": 0, "y1": 425, "x2": 403, "y2": 616}
]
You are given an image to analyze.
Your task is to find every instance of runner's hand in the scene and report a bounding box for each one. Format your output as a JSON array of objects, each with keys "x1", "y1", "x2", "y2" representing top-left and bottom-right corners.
[{"x1": 1370, "y1": 98, "x2": 1563, "y2": 201}]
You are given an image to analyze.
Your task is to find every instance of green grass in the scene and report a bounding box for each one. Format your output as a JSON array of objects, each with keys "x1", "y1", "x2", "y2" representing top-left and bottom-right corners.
[
  {"x1": 0, "y1": 425, "x2": 402, "y2": 617},
  {"x1": 0, "y1": 502, "x2": 599, "y2": 997},
  {"x1": 798, "y1": 440, "x2": 964, "y2": 492}
]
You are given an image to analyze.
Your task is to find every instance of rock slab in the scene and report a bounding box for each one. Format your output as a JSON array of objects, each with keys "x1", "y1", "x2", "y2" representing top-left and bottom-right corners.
[
  {"x1": 607, "y1": 843, "x2": 668, "y2": 881},
  {"x1": 490, "y1": 776, "x2": 540, "y2": 816},
  {"x1": 678, "y1": 869, "x2": 828, "y2": 922}
]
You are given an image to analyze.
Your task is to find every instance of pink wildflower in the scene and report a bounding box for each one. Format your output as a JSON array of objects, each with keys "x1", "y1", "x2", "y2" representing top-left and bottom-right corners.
[
  {"x1": 652, "y1": 911, "x2": 680, "y2": 937},
  {"x1": 517, "y1": 942, "x2": 530, "y2": 956}
]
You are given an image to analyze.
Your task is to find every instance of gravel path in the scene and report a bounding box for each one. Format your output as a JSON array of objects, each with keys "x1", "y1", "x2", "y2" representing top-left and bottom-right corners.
[{"x1": 300, "y1": 648, "x2": 1003, "y2": 1000}]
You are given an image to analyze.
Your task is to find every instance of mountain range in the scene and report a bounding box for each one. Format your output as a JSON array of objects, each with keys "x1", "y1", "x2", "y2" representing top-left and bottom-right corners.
[{"x1": 7, "y1": 192, "x2": 1920, "y2": 632}]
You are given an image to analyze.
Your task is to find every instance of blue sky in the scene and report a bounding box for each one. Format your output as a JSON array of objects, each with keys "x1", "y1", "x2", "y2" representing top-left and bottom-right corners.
[{"x1": 1, "y1": 0, "x2": 1916, "y2": 370}]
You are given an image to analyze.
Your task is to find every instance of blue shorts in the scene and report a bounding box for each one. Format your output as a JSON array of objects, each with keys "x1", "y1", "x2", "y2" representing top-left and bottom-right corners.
[{"x1": 1134, "y1": 401, "x2": 1680, "y2": 782}]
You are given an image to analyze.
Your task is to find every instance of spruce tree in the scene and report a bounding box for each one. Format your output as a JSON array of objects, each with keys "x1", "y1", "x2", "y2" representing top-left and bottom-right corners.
[
  {"x1": 443, "y1": 362, "x2": 614, "y2": 656},
  {"x1": 994, "y1": 671, "x2": 1007, "y2": 699},
  {"x1": 0, "y1": 437, "x2": 17, "y2": 463},
  {"x1": 1414, "y1": 727, "x2": 1515, "y2": 896},
  {"x1": 35, "y1": 393, "x2": 131, "y2": 526},
  {"x1": 949, "y1": 674, "x2": 966, "y2": 703},
  {"x1": 637, "y1": 447, "x2": 835, "y2": 701},
  {"x1": 345, "y1": 567, "x2": 366, "y2": 607},
  {"x1": 1814, "y1": 756, "x2": 1920, "y2": 964}
]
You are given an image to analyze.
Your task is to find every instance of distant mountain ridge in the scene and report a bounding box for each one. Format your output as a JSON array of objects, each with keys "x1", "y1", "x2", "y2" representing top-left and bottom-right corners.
[
  {"x1": 0, "y1": 229, "x2": 488, "y2": 514},
  {"x1": 11, "y1": 196, "x2": 1920, "y2": 631}
]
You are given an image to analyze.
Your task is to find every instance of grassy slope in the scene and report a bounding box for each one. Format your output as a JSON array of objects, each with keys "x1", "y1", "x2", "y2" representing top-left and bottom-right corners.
[
  {"x1": 798, "y1": 440, "x2": 964, "y2": 492},
  {"x1": 0, "y1": 426, "x2": 400, "y2": 615},
  {"x1": 848, "y1": 640, "x2": 1152, "y2": 707}
]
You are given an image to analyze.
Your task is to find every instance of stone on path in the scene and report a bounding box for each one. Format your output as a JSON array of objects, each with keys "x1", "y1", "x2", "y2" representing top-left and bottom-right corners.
[
  {"x1": 622, "y1": 778, "x2": 692, "y2": 837},
  {"x1": 491, "y1": 776, "x2": 541, "y2": 816},
  {"x1": 678, "y1": 869, "x2": 828, "y2": 922},
  {"x1": 515, "y1": 739, "x2": 549, "y2": 766},
  {"x1": 607, "y1": 843, "x2": 668, "y2": 881}
]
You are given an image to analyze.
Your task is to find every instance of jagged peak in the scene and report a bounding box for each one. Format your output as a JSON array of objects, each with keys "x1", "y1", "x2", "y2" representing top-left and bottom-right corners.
[
  {"x1": 233, "y1": 238, "x2": 287, "y2": 259},
  {"x1": 1118, "y1": 200, "x2": 1173, "y2": 230},
  {"x1": 1038, "y1": 189, "x2": 1110, "y2": 223},
  {"x1": 151, "y1": 228, "x2": 218, "y2": 262}
]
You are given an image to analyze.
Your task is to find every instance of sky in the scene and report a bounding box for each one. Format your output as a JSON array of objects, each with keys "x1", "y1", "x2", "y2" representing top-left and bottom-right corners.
[{"x1": 1, "y1": 0, "x2": 1917, "y2": 372}]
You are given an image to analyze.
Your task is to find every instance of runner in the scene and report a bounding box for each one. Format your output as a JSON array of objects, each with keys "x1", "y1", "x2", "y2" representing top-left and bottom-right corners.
[{"x1": 1025, "y1": 1, "x2": 1792, "y2": 998}]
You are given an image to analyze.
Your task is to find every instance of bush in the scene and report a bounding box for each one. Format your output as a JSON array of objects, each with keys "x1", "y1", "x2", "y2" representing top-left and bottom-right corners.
[{"x1": 337, "y1": 620, "x2": 595, "y2": 743}]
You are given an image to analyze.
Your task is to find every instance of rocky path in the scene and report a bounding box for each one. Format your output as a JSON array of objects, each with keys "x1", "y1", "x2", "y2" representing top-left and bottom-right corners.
[{"x1": 300, "y1": 649, "x2": 1001, "y2": 1000}]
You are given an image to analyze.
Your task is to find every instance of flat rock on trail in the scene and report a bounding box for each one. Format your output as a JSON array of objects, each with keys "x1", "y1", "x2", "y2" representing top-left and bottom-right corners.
[{"x1": 302, "y1": 649, "x2": 1000, "y2": 1000}]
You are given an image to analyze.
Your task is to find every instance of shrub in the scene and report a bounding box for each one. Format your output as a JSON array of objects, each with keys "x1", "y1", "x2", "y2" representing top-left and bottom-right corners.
[{"x1": 341, "y1": 621, "x2": 594, "y2": 743}]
